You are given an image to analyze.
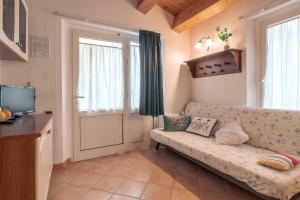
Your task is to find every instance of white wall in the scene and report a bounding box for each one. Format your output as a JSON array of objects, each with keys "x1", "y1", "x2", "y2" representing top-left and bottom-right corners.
[
  {"x1": 190, "y1": 0, "x2": 275, "y2": 106},
  {"x1": 0, "y1": 0, "x2": 191, "y2": 163},
  {"x1": 3, "y1": 0, "x2": 290, "y2": 164}
]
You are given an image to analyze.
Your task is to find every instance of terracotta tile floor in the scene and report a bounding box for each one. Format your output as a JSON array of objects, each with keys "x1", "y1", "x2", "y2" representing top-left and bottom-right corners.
[{"x1": 48, "y1": 148, "x2": 261, "y2": 200}]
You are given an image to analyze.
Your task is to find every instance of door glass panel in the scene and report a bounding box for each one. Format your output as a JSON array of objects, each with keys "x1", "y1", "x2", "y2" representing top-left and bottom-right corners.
[
  {"x1": 3, "y1": 0, "x2": 14, "y2": 41},
  {"x1": 78, "y1": 37, "x2": 124, "y2": 111},
  {"x1": 129, "y1": 41, "x2": 140, "y2": 112},
  {"x1": 19, "y1": 0, "x2": 26, "y2": 52}
]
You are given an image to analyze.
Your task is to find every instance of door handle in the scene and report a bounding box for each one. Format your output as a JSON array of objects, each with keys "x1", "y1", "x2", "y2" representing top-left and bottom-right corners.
[{"x1": 73, "y1": 96, "x2": 85, "y2": 99}]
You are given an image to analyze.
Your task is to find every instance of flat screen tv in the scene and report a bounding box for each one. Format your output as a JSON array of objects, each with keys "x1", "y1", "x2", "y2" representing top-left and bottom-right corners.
[{"x1": 0, "y1": 85, "x2": 36, "y2": 118}]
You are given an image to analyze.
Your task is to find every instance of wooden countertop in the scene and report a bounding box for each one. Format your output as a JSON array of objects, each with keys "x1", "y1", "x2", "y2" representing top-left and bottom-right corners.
[{"x1": 0, "y1": 114, "x2": 53, "y2": 140}]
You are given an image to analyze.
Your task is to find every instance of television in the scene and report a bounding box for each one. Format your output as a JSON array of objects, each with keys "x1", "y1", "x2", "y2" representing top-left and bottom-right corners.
[{"x1": 0, "y1": 85, "x2": 36, "y2": 118}]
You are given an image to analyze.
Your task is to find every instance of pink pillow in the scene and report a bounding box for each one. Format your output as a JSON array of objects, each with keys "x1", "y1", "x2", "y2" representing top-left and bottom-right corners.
[{"x1": 274, "y1": 151, "x2": 299, "y2": 167}]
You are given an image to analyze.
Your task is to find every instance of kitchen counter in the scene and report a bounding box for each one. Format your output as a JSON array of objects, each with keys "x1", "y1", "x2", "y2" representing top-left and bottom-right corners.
[{"x1": 0, "y1": 114, "x2": 53, "y2": 140}]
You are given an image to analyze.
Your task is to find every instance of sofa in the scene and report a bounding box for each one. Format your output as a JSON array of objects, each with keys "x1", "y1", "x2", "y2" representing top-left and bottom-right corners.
[{"x1": 151, "y1": 102, "x2": 300, "y2": 200}]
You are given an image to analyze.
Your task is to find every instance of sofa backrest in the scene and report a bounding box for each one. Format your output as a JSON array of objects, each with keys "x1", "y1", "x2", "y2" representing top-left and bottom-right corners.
[{"x1": 185, "y1": 102, "x2": 300, "y2": 157}]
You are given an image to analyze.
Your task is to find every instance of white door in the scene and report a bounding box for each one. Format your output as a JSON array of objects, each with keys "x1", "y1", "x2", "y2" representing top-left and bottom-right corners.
[{"x1": 72, "y1": 30, "x2": 131, "y2": 161}]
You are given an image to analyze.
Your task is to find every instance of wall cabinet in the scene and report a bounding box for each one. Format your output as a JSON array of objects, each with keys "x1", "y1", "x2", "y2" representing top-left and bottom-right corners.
[{"x1": 0, "y1": 0, "x2": 28, "y2": 61}]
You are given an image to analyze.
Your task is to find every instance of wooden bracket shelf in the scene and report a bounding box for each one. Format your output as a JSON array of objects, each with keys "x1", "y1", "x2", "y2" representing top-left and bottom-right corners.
[{"x1": 185, "y1": 49, "x2": 243, "y2": 78}]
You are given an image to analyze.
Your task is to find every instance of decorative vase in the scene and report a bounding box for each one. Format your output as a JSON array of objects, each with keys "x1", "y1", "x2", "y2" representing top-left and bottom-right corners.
[{"x1": 224, "y1": 41, "x2": 230, "y2": 50}]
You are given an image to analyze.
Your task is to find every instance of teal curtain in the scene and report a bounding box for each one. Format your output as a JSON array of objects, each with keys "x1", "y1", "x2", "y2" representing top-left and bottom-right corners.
[{"x1": 139, "y1": 30, "x2": 164, "y2": 117}]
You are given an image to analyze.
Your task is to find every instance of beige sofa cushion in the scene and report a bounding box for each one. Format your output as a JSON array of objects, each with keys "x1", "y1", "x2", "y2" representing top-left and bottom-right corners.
[
  {"x1": 215, "y1": 121, "x2": 249, "y2": 145},
  {"x1": 185, "y1": 102, "x2": 300, "y2": 157},
  {"x1": 151, "y1": 129, "x2": 300, "y2": 200}
]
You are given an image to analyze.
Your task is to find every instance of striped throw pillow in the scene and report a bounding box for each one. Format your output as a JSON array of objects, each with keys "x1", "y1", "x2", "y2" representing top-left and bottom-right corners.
[{"x1": 257, "y1": 152, "x2": 299, "y2": 171}]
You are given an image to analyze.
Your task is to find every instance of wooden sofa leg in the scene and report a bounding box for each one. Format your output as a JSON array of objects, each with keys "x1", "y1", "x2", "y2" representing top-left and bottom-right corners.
[{"x1": 156, "y1": 143, "x2": 160, "y2": 150}]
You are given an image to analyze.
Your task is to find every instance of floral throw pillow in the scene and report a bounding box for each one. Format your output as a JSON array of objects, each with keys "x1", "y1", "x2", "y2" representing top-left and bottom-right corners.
[
  {"x1": 185, "y1": 117, "x2": 218, "y2": 137},
  {"x1": 163, "y1": 116, "x2": 191, "y2": 131}
]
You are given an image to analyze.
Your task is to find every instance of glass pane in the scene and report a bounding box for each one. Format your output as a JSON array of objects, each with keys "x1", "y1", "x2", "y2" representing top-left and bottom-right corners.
[
  {"x1": 19, "y1": 0, "x2": 26, "y2": 52},
  {"x1": 77, "y1": 37, "x2": 124, "y2": 111},
  {"x1": 129, "y1": 42, "x2": 140, "y2": 112},
  {"x1": 3, "y1": 0, "x2": 14, "y2": 41}
]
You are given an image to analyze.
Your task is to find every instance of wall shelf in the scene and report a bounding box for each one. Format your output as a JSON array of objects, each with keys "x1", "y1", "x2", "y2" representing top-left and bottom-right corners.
[{"x1": 185, "y1": 49, "x2": 242, "y2": 78}]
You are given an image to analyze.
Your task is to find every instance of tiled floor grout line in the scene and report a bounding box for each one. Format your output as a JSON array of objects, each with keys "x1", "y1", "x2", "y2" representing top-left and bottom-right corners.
[
  {"x1": 119, "y1": 167, "x2": 152, "y2": 199},
  {"x1": 90, "y1": 174, "x2": 105, "y2": 190},
  {"x1": 168, "y1": 175, "x2": 176, "y2": 200},
  {"x1": 139, "y1": 181, "x2": 150, "y2": 200},
  {"x1": 87, "y1": 164, "x2": 152, "y2": 198},
  {"x1": 169, "y1": 184, "x2": 174, "y2": 200},
  {"x1": 77, "y1": 188, "x2": 92, "y2": 200},
  {"x1": 109, "y1": 191, "x2": 138, "y2": 200},
  {"x1": 53, "y1": 176, "x2": 192, "y2": 200}
]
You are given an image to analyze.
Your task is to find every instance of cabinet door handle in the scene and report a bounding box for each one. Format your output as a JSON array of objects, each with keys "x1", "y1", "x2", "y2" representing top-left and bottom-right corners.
[{"x1": 16, "y1": 42, "x2": 22, "y2": 48}]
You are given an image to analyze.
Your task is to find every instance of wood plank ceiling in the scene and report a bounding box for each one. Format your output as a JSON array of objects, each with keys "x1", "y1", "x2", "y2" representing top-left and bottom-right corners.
[
  {"x1": 156, "y1": 0, "x2": 196, "y2": 15},
  {"x1": 136, "y1": 0, "x2": 239, "y2": 33}
]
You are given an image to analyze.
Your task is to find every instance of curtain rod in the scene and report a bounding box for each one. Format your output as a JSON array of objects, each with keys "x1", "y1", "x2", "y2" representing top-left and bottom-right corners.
[
  {"x1": 239, "y1": 0, "x2": 299, "y2": 20},
  {"x1": 267, "y1": 14, "x2": 300, "y2": 28},
  {"x1": 53, "y1": 11, "x2": 139, "y2": 33}
]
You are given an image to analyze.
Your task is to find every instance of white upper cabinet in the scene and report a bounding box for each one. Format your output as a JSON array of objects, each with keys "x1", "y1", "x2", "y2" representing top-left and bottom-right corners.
[{"x1": 0, "y1": 0, "x2": 28, "y2": 61}]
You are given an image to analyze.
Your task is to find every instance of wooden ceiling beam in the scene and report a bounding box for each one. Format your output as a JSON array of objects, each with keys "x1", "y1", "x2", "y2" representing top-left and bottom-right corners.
[
  {"x1": 172, "y1": 0, "x2": 239, "y2": 33},
  {"x1": 137, "y1": 0, "x2": 157, "y2": 14}
]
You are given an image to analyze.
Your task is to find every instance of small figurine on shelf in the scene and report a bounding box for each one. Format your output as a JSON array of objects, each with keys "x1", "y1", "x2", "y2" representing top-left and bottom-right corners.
[{"x1": 216, "y1": 26, "x2": 232, "y2": 50}]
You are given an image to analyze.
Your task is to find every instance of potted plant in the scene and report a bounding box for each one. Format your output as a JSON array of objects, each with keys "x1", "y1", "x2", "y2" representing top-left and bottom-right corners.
[{"x1": 216, "y1": 26, "x2": 232, "y2": 50}]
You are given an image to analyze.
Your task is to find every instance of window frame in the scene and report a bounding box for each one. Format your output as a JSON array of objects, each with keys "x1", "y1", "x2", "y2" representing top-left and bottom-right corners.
[
  {"x1": 260, "y1": 13, "x2": 300, "y2": 109},
  {"x1": 128, "y1": 41, "x2": 140, "y2": 113},
  {"x1": 246, "y1": 5, "x2": 300, "y2": 108},
  {"x1": 262, "y1": 15, "x2": 300, "y2": 110},
  {"x1": 72, "y1": 29, "x2": 165, "y2": 115}
]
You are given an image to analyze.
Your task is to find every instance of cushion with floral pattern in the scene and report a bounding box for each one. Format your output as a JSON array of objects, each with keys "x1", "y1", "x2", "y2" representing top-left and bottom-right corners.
[{"x1": 163, "y1": 115, "x2": 191, "y2": 131}]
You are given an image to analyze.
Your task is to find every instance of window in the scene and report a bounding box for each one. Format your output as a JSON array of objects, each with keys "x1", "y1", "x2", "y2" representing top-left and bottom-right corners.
[
  {"x1": 129, "y1": 41, "x2": 140, "y2": 112},
  {"x1": 78, "y1": 37, "x2": 124, "y2": 111},
  {"x1": 263, "y1": 16, "x2": 300, "y2": 110}
]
